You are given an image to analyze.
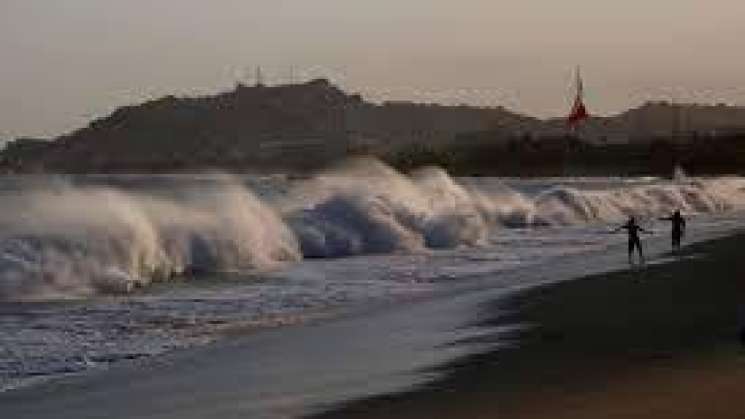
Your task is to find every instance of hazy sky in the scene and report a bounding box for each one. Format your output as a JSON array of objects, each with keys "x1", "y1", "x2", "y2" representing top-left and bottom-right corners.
[{"x1": 2, "y1": 0, "x2": 745, "y2": 139}]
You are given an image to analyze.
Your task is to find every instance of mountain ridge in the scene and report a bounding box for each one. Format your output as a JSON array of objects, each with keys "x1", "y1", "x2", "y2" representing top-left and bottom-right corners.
[{"x1": 2, "y1": 80, "x2": 745, "y2": 173}]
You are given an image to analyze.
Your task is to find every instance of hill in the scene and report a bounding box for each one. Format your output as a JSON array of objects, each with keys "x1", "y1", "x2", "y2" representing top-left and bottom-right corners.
[
  {"x1": 0, "y1": 79, "x2": 532, "y2": 173},
  {"x1": 3, "y1": 81, "x2": 745, "y2": 175}
]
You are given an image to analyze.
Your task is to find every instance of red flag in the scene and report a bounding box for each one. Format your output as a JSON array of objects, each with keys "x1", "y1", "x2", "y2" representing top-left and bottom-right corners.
[{"x1": 567, "y1": 97, "x2": 588, "y2": 126}]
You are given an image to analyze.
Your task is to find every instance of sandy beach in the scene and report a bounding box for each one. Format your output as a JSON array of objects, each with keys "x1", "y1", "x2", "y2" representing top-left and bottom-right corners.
[{"x1": 312, "y1": 233, "x2": 745, "y2": 418}]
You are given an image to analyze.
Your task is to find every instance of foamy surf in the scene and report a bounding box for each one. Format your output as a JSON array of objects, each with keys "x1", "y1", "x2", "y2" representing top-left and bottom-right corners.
[
  {"x1": 0, "y1": 178, "x2": 300, "y2": 300},
  {"x1": 2, "y1": 162, "x2": 745, "y2": 392},
  {"x1": 2, "y1": 159, "x2": 745, "y2": 301}
]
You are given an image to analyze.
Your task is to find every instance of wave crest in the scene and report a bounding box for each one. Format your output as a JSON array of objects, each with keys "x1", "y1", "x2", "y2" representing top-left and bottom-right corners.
[
  {"x1": 3, "y1": 161, "x2": 745, "y2": 300},
  {"x1": 0, "y1": 180, "x2": 300, "y2": 300}
]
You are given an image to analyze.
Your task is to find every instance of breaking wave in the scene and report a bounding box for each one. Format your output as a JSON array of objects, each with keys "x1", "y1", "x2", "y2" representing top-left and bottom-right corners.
[
  {"x1": 285, "y1": 160, "x2": 488, "y2": 257},
  {"x1": 0, "y1": 178, "x2": 300, "y2": 300},
  {"x1": 2, "y1": 158, "x2": 745, "y2": 299},
  {"x1": 530, "y1": 177, "x2": 742, "y2": 225}
]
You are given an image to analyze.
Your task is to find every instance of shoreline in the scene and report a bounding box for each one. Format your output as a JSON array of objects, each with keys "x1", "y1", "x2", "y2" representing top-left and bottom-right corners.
[
  {"x1": 2, "y1": 230, "x2": 744, "y2": 418},
  {"x1": 311, "y1": 233, "x2": 745, "y2": 418}
]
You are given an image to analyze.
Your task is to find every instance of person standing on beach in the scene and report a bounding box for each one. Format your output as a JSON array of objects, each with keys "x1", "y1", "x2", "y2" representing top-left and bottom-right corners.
[
  {"x1": 659, "y1": 210, "x2": 686, "y2": 252},
  {"x1": 613, "y1": 216, "x2": 651, "y2": 265}
]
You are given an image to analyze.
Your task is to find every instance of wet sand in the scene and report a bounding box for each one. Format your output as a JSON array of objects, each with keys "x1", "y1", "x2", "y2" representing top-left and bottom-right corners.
[{"x1": 312, "y1": 234, "x2": 745, "y2": 419}]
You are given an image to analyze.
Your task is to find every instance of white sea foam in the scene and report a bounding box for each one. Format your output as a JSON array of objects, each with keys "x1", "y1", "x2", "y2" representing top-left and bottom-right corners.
[
  {"x1": 530, "y1": 177, "x2": 744, "y2": 225},
  {"x1": 285, "y1": 159, "x2": 745, "y2": 256},
  {"x1": 0, "y1": 177, "x2": 300, "y2": 300},
  {"x1": 2, "y1": 160, "x2": 745, "y2": 300},
  {"x1": 286, "y1": 159, "x2": 488, "y2": 257}
]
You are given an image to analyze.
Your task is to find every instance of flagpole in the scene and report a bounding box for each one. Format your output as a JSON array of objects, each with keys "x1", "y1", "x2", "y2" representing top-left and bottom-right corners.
[
  {"x1": 574, "y1": 66, "x2": 581, "y2": 137},
  {"x1": 567, "y1": 65, "x2": 588, "y2": 136}
]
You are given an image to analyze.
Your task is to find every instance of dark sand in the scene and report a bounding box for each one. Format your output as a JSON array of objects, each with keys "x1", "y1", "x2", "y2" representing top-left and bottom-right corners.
[{"x1": 312, "y1": 234, "x2": 745, "y2": 419}]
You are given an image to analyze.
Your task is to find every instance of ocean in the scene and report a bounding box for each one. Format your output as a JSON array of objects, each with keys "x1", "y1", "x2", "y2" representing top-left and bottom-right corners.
[{"x1": 2, "y1": 158, "x2": 745, "y2": 396}]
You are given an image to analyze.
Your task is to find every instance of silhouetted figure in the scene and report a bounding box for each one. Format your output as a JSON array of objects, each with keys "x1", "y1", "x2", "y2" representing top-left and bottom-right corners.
[
  {"x1": 613, "y1": 216, "x2": 651, "y2": 265},
  {"x1": 659, "y1": 210, "x2": 686, "y2": 252}
]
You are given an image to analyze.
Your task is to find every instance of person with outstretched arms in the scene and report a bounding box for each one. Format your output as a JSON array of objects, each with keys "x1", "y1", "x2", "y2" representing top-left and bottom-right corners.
[{"x1": 612, "y1": 216, "x2": 652, "y2": 265}]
